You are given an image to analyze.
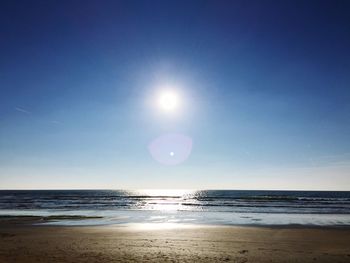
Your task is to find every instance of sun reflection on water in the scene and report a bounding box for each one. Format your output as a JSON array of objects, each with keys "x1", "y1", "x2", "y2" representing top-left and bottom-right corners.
[
  {"x1": 138, "y1": 189, "x2": 194, "y2": 197},
  {"x1": 135, "y1": 189, "x2": 196, "y2": 212}
]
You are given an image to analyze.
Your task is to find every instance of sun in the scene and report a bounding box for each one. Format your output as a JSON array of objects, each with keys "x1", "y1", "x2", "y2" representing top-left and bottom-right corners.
[{"x1": 158, "y1": 90, "x2": 179, "y2": 112}]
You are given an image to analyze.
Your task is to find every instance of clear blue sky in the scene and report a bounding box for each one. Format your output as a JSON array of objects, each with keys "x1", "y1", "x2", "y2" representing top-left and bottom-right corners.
[{"x1": 0, "y1": 0, "x2": 349, "y2": 190}]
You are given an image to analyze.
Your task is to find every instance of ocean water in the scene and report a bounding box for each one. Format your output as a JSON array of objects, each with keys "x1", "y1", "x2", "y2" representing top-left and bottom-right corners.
[{"x1": 0, "y1": 190, "x2": 349, "y2": 226}]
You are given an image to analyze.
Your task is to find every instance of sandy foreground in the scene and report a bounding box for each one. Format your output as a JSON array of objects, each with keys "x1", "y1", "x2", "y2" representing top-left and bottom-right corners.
[{"x1": 0, "y1": 218, "x2": 350, "y2": 263}]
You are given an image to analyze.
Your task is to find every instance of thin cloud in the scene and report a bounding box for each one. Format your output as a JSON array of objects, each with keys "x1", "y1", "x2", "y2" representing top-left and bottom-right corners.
[
  {"x1": 15, "y1": 107, "x2": 31, "y2": 114},
  {"x1": 50, "y1": 120, "x2": 63, "y2": 125}
]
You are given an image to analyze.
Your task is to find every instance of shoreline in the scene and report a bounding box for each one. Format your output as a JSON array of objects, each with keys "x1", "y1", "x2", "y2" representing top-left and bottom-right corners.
[
  {"x1": 1, "y1": 210, "x2": 350, "y2": 227},
  {"x1": 1, "y1": 214, "x2": 350, "y2": 229}
]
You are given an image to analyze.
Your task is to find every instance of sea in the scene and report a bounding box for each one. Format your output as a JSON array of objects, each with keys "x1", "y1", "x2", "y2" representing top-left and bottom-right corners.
[{"x1": 0, "y1": 190, "x2": 350, "y2": 226}]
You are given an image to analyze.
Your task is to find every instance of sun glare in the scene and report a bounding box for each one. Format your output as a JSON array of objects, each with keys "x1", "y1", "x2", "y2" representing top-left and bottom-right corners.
[{"x1": 158, "y1": 90, "x2": 179, "y2": 112}]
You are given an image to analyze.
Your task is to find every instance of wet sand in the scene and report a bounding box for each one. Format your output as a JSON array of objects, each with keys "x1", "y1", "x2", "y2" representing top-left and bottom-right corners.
[{"x1": 0, "y1": 218, "x2": 350, "y2": 262}]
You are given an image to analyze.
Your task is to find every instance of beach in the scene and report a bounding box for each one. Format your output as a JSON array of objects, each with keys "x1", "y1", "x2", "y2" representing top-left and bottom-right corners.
[
  {"x1": 1, "y1": 190, "x2": 350, "y2": 262},
  {"x1": 2, "y1": 0, "x2": 350, "y2": 262},
  {"x1": 0, "y1": 218, "x2": 350, "y2": 263}
]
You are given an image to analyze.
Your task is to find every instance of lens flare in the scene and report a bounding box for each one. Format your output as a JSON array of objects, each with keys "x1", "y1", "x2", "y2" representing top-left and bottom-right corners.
[{"x1": 148, "y1": 133, "x2": 193, "y2": 165}]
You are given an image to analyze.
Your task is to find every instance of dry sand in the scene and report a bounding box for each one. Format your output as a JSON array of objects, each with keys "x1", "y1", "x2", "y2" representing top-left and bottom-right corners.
[{"x1": 0, "y1": 218, "x2": 349, "y2": 262}]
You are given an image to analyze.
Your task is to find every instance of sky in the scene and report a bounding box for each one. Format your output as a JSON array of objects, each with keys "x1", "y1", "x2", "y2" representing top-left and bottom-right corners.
[{"x1": 0, "y1": 0, "x2": 350, "y2": 190}]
